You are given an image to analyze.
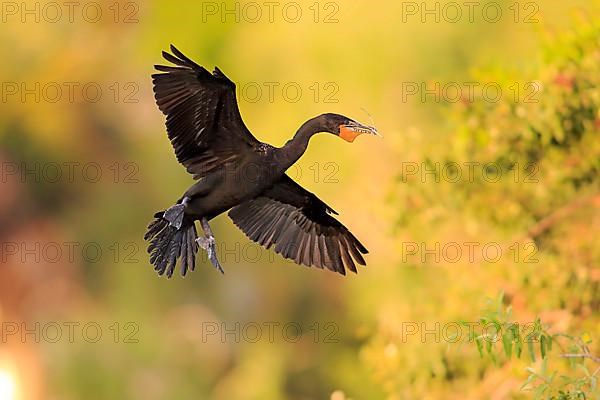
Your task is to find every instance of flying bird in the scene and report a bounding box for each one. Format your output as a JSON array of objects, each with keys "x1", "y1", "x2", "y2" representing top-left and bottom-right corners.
[{"x1": 145, "y1": 45, "x2": 380, "y2": 277}]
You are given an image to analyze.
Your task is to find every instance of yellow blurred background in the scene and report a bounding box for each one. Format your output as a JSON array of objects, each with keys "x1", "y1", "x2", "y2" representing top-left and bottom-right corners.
[{"x1": 0, "y1": 0, "x2": 599, "y2": 399}]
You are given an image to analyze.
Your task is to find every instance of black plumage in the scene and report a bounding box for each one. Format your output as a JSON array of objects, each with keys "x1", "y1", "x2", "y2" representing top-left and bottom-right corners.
[{"x1": 144, "y1": 45, "x2": 379, "y2": 277}]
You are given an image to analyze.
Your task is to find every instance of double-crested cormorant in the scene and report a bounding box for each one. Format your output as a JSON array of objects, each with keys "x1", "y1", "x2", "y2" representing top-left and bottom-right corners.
[{"x1": 145, "y1": 45, "x2": 380, "y2": 277}]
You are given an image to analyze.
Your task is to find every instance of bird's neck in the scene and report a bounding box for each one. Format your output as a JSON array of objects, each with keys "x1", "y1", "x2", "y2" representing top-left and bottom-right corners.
[{"x1": 277, "y1": 118, "x2": 321, "y2": 170}]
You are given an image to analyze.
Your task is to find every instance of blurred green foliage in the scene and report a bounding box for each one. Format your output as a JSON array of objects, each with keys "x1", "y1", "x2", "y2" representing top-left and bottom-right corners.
[{"x1": 382, "y1": 12, "x2": 600, "y2": 400}]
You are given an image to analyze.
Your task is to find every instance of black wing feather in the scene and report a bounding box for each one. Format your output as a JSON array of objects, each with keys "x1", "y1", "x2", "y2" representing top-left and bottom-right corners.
[
  {"x1": 229, "y1": 175, "x2": 368, "y2": 275},
  {"x1": 152, "y1": 45, "x2": 260, "y2": 179}
]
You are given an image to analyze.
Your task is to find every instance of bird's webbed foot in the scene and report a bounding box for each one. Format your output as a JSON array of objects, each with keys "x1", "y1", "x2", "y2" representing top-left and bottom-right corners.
[
  {"x1": 163, "y1": 198, "x2": 190, "y2": 230},
  {"x1": 163, "y1": 204, "x2": 184, "y2": 229},
  {"x1": 196, "y1": 218, "x2": 224, "y2": 274}
]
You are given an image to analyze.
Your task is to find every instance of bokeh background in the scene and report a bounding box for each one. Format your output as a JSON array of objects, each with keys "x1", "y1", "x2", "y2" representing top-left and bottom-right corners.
[{"x1": 0, "y1": 0, "x2": 599, "y2": 399}]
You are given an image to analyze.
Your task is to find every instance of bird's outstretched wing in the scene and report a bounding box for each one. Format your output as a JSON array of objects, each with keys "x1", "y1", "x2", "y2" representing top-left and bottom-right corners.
[
  {"x1": 228, "y1": 175, "x2": 368, "y2": 275},
  {"x1": 152, "y1": 45, "x2": 260, "y2": 179}
]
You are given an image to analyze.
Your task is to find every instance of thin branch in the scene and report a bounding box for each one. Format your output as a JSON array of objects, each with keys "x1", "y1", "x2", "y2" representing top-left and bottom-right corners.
[
  {"x1": 526, "y1": 193, "x2": 600, "y2": 239},
  {"x1": 468, "y1": 193, "x2": 600, "y2": 264},
  {"x1": 560, "y1": 353, "x2": 600, "y2": 364}
]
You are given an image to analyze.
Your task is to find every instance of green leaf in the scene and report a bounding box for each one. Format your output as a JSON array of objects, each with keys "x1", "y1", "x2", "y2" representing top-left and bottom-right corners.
[
  {"x1": 512, "y1": 324, "x2": 521, "y2": 343},
  {"x1": 515, "y1": 338, "x2": 523, "y2": 358},
  {"x1": 540, "y1": 335, "x2": 547, "y2": 359},
  {"x1": 502, "y1": 331, "x2": 513, "y2": 358},
  {"x1": 528, "y1": 339, "x2": 536, "y2": 362},
  {"x1": 485, "y1": 335, "x2": 493, "y2": 355},
  {"x1": 521, "y1": 373, "x2": 537, "y2": 390},
  {"x1": 475, "y1": 337, "x2": 484, "y2": 358}
]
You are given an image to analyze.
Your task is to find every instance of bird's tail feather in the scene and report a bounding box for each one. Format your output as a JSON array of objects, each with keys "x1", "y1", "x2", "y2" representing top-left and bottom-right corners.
[{"x1": 144, "y1": 208, "x2": 198, "y2": 278}]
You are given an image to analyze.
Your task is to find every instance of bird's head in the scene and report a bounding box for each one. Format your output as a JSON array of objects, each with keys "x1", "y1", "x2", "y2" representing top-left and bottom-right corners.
[{"x1": 317, "y1": 113, "x2": 381, "y2": 143}]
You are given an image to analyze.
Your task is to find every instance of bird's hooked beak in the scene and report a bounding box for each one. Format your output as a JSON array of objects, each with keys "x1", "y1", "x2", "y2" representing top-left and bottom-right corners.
[{"x1": 339, "y1": 121, "x2": 382, "y2": 143}]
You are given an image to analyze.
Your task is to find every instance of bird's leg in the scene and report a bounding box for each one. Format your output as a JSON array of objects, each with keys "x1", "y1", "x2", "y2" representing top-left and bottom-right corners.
[{"x1": 196, "y1": 217, "x2": 224, "y2": 274}]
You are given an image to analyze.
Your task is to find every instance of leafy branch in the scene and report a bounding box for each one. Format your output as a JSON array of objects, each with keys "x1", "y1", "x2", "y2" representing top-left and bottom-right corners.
[{"x1": 462, "y1": 294, "x2": 599, "y2": 399}]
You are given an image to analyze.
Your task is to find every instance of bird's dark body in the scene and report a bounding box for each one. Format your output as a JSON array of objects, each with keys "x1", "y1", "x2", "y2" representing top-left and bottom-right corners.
[
  {"x1": 182, "y1": 145, "x2": 282, "y2": 219},
  {"x1": 144, "y1": 45, "x2": 377, "y2": 277}
]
